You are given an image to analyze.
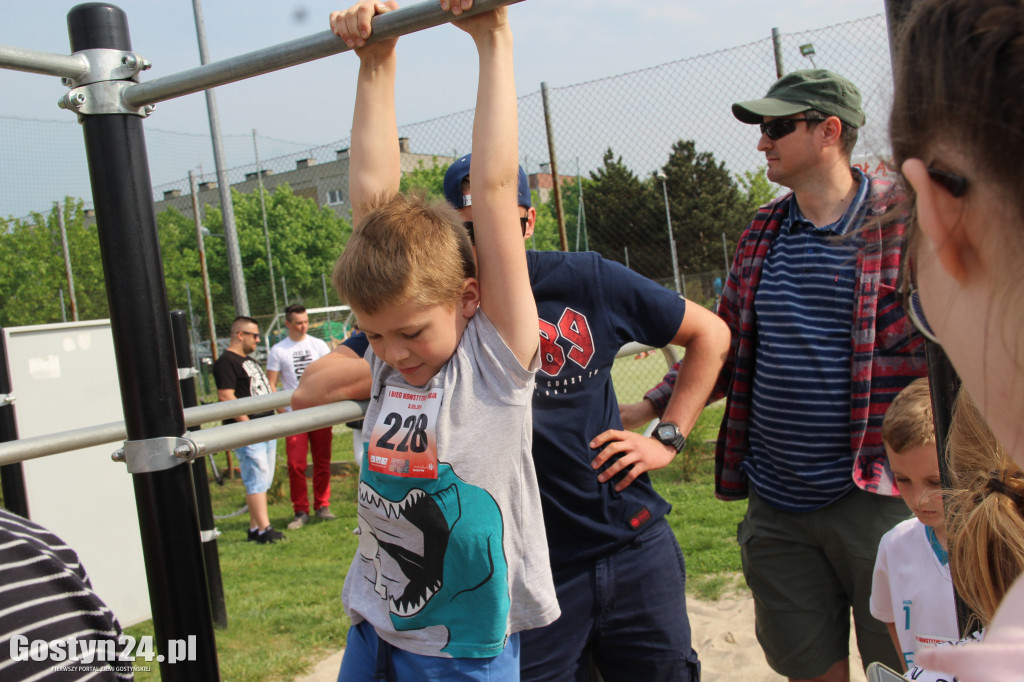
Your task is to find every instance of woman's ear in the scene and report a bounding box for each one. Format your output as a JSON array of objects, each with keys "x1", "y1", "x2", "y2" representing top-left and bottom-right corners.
[
  {"x1": 459, "y1": 277, "x2": 480, "y2": 318},
  {"x1": 902, "y1": 158, "x2": 970, "y2": 283}
]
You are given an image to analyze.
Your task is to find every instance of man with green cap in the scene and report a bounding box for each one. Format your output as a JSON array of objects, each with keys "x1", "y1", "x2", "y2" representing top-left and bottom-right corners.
[{"x1": 621, "y1": 69, "x2": 927, "y2": 681}]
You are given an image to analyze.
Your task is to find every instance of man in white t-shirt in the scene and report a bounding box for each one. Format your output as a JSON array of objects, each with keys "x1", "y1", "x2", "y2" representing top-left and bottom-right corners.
[{"x1": 267, "y1": 304, "x2": 334, "y2": 529}]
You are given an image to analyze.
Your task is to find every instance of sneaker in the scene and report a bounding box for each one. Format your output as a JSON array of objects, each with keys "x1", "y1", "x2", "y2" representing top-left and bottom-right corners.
[
  {"x1": 247, "y1": 528, "x2": 259, "y2": 542},
  {"x1": 255, "y1": 526, "x2": 285, "y2": 544},
  {"x1": 287, "y1": 512, "x2": 310, "y2": 530},
  {"x1": 315, "y1": 507, "x2": 336, "y2": 521}
]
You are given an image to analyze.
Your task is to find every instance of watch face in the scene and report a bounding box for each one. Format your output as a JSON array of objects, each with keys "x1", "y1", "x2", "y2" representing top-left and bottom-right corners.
[{"x1": 656, "y1": 423, "x2": 677, "y2": 441}]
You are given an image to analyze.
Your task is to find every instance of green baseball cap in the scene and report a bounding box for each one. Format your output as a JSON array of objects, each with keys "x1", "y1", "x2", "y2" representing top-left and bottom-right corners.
[{"x1": 732, "y1": 69, "x2": 865, "y2": 128}]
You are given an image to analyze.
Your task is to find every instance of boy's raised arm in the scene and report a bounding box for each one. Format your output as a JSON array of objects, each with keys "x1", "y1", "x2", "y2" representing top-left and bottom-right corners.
[
  {"x1": 330, "y1": 0, "x2": 401, "y2": 226},
  {"x1": 446, "y1": 1, "x2": 537, "y2": 368}
]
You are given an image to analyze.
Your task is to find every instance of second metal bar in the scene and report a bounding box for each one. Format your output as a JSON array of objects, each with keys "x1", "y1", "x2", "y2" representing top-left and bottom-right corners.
[
  {"x1": 0, "y1": 340, "x2": 657, "y2": 467},
  {"x1": 185, "y1": 401, "x2": 366, "y2": 457},
  {"x1": 0, "y1": 391, "x2": 294, "y2": 467}
]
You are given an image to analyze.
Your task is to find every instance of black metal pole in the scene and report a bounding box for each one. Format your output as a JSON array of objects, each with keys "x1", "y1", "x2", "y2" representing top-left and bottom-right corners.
[
  {"x1": 67, "y1": 4, "x2": 219, "y2": 679},
  {"x1": 171, "y1": 310, "x2": 228, "y2": 629},
  {"x1": 925, "y1": 342, "x2": 969, "y2": 635},
  {"x1": 925, "y1": 343, "x2": 960, "y2": 487},
  {"x1": 884, "y1": 0, "x2": 972, "y2": 638},
  {"x1": 0, "y1": 331, "x2": 30, "y2": 518}
]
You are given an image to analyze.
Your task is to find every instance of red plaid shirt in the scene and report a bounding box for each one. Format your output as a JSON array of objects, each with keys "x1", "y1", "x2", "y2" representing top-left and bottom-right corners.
[{"x1": 645, "y1": 172, "x2": 927, "y2": 501}]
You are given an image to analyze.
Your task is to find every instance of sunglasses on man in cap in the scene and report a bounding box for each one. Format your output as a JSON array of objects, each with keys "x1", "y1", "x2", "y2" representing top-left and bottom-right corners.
[{"x1": 758, "y1": 111, "x2": 829, "y2": 141}]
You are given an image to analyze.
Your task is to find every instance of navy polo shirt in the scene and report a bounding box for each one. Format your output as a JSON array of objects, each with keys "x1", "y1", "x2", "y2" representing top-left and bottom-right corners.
[{"x1": 745, "y1": 171, "x2": 869, "y2": 512}]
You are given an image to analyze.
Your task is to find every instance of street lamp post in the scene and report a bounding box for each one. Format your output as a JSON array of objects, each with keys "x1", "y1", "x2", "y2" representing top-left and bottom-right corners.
[{"x1": 656, "y1": 171, "x2": 683, "y2": 296}]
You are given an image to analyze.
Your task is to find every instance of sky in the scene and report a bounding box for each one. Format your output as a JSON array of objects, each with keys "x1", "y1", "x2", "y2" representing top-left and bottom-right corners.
[
  {"x1": 1, "y1": 0, "x2": 889, "y2": 145},
  {"x1": 0, "y1": 0, "x2": 894, "y2": 218}
]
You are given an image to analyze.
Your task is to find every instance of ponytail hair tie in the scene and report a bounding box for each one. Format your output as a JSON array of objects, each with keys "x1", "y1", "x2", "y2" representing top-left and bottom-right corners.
[{"x1": 986, "y1": 472, "x2": 1024, "y2": 508}]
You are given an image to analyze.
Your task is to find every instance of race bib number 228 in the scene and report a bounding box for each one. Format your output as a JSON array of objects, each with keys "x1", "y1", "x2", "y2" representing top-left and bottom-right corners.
[{"x1": 367, "y1": 387, "x2": 443, "y2": 479}]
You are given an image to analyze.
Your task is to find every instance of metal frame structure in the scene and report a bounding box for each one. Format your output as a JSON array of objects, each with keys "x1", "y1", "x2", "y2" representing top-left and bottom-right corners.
[
  {"x1": 0, "y1": 1, "x2": 520, "y2": 678},
  {"x1": 0, "y1": 341, "x2": 665, "y2": 468}
]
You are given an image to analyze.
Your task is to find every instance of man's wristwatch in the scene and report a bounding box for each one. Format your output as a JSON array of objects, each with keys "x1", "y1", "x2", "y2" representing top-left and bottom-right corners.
[{"x1": 652, "y1": 421, "x2": 687, "y2": 453}]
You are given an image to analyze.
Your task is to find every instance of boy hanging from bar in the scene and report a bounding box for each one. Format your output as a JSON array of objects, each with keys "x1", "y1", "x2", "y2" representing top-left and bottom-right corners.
[{"x1": 328, "y1": 1, "x2": 559, "y2": 678}]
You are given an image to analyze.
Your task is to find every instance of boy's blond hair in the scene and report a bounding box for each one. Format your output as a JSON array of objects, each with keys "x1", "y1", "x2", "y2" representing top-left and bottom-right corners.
[
  {"x1": 945, "y1": 389, "x2": 1024, "y2": 629},
  {"x1": 882, "y1": 377, "x2": 936, "y2": 453},
  {"x1": 332, "y1": 192, "x2": 475, "y2": 314}
]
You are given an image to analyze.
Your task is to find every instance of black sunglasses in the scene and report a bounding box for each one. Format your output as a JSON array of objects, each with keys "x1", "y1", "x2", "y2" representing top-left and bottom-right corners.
[
  {"x1": 240, "y1": 331, "x2": 260, "y2": 338},
  {"x1": 759, "y1": 117, "x2": 812, "y2": 141},
  {"x1": 926, "y1": 166, "x2": 967, "y2": 198},
  {"x1": 463, "y1": 217, "x2": 529, "y2": 244}
]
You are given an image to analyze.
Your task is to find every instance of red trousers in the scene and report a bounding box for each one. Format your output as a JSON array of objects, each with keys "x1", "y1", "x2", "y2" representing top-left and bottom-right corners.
[{"x1": 286, "y1": 426, "x2": 334, "y2": 514}]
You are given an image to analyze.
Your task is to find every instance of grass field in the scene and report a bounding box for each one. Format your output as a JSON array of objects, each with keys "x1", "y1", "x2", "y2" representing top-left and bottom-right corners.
[{"x1": 120, "y1": 357, "x2": 746, "y2": 680}]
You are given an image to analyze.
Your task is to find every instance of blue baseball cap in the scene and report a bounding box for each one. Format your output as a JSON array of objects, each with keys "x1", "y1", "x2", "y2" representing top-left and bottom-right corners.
[{"x1": 443, "y1": 153, "x2": 532, "y2": 210}]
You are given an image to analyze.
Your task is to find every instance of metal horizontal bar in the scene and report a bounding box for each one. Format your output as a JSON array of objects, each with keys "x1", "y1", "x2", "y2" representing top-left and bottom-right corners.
[
  {"x1": 0, "y1": 44, "x2": 89, "y2": 79},
  {"x1": 0, "y1": 341, "x2": 658, "y2": 466},
  {"x1": 183, "y1": 390, "x2": 292, "y2": 424},
  {"x1": 182, "y1": 344, "x2": 659, "y2": 454},
  {"x1": 0, "y1": 389, "x2": 292, "y2": 466},
  {"x1": 123, "y1": 0, "x2": 523, "y2": 109},
  {"x1": 0, "y1": 421, "x2": 127, "y2": 467},
  {"x1": 184, "y1": 400, "x2": 367, "y2": 457}
]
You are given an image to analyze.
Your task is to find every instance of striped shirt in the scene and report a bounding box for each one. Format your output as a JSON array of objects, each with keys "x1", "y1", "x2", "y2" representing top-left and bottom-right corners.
[
  {"x1": 746, "y1": 177, "x2": 865, "y2": 511},
  {"x1": 643, "y1": 171, "x2": 928, "y2": 502},
  {"x1": 0, "y1": 508, "x2": 132, "y2": 681}
]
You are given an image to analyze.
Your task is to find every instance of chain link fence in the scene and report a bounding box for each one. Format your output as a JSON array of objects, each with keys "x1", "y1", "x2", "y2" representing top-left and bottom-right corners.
[{"x1": 0, "y1": 13, "x2": 895, "y2": 402}]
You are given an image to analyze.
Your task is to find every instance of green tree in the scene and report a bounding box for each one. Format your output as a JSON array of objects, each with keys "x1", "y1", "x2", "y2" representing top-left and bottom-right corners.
[
  {"x1": 155, "y1": 207, "x2": 229, "y2": 331},
  {"x1": 534, "y1": 177, "x2": 587, "y2": 252},
  {"x1": 0, "y1": 199, "x2": 107, "y2": 326},
  {"x1": 584, "y1": 149, "x2": 664, "y2": 279},
  {"x1": 398, "y1": 157, "x2": 449, "y2": 201},
  {"x1": 529, "y1": 189, "x2": 564, "y2": 252},
  {"x1": 0, "y1": 189, "x2": 353, "y2": 334},
  {"x1": 736, "y1": 167, "x2": 780, "y2": 213},
  {"x1": 658, "y1": 139, "x2": 751, "y2": 277},
  {"x1": 199, "y1": 184, "x2": 352, "y2": 326}
]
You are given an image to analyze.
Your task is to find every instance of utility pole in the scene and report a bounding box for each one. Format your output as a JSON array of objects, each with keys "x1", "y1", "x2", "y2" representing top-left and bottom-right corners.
[
  {"x1": 192, "y1": 0, "x2": 249, "y2": 316},
  {"x1": 252, "y1": 129, "x2": 279, "y2": 315}
]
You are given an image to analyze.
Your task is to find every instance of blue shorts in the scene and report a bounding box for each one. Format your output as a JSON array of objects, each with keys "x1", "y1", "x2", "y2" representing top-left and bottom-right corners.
[
  {"x1": 236, "y1": 439, "x2": 277, "y2": 494},
  {"x1": 520, "y1": 517, "x2": 700, "y2": 682},
  {"x1": 338, "y1": 620, "x2": 520, "y2": 681}
]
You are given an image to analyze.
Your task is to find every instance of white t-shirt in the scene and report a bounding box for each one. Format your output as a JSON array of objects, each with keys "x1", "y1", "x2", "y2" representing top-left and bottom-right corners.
[
  {"x1": 870, "y1": 517, "x2": 959, "y2": 670},
  {"x1": 904, "y1": 630, "x2": 983, "y2": 682},
  {"x1": 916, "y1": 574, "x2": 1024, "y2": 681},
  {"x1": 267, "y1": 335, "x2": 331, "y2": 410}
]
